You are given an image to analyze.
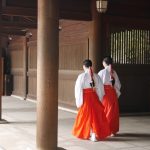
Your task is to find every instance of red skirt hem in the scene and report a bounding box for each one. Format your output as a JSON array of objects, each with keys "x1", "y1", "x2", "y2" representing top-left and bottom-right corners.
[
  {"x1": 102, "y1": 85, "x2": 119, "y2": 134},
  {"x1": 72, "y1": 88, "x2": 110, "y2": 140}
]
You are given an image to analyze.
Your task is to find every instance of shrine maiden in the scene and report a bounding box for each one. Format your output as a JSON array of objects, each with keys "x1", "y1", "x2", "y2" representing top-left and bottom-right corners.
[
  {"x1": 72, "y1": 59, "x2": 110, "y2": 142},
  {"x1": 98, "y1": 56, "x2": 121, "y2": 136}
]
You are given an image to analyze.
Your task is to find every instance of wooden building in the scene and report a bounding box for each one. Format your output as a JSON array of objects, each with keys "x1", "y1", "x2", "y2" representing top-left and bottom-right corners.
[
  {"x1": 0, "y1": 0, "x2": 150, "y2": 149},
  {"x1": 1, "y1": 0, "x2": 150, "y2": 113}
]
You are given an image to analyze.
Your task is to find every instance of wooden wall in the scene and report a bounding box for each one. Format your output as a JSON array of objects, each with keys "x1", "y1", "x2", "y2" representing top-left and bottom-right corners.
[
  {"x1": 102, "y1": 16, "x2": 150, "y2": 112},
  {"x1": 8, "y1": 21, "x2": 90, "y2": 105},
  {"x1": 8, "y1": 30, "x2": 37, "y2": 100},
  {"x1": 7, "y1": 18, "x2": 150, "y2": 112},
  {"x1": 59, "y1": 20, "x2": 90, "y2": 105}
]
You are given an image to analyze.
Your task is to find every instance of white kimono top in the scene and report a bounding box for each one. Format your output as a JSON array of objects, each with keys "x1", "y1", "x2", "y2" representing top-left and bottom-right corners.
[
  {"x1": 75, "y1": 71, "x2": 105, "y2": 108},
  {"x1": 98, "y1": 66, "x2": 121, "y2": 98}
]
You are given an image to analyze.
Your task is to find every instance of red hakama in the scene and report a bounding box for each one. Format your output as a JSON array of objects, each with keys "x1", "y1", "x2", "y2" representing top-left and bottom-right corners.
[
  {"x1": 102, "y1": 85, "x2": 119, "y2": 134},
  {"x1": 72, "y1": 88, "x2": 110, "y2": 140}
]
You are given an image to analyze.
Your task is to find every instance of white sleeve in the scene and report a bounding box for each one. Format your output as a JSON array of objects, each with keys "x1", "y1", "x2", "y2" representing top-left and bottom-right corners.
[
  {"x1": 75, "y1": 74, "x2": 84, "y2": 108},
  {"x1": 98, "y1": 71, "x2": 104, "y2": 84},
  {"x1": 114, "y1": 71, "x2": 121, "y2": 98},
  {"x1": 95, "y1": 75, "x2": 105, "y2": 101}
]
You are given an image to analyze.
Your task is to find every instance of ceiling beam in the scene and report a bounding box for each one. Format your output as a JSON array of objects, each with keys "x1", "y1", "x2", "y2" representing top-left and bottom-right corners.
[
  {"x1": 2, "y1": 7, "x2": 91, "y2": 20},
  {"x1": 2, "y1": 6, "x2": 37, "y2": 17},
  {"x1": 2, "y1": 21, "x2": 37, "y2": 28},
  {"x1": 59, "y1": 10, "x2": 92, "y2": 20},
  {"x1": 0, "y1": 29, "x2": 26, "y2": 36}
]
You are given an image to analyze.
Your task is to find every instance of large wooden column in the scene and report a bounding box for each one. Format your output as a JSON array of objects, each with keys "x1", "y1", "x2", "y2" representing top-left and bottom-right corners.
[
  {"x1": 36, "y1": 0, "x2": 59, "y2": 150},
  {"x1": 0, "y1": 0, "x2": 2, "y2": 121},
  {"x1": 0, "y1": 57, "x2": 3, "y2": 120},
  {"x1": 89, "y1": 0, "x2": 103, "y2": 72},
  {"x1": 23, "y1": 37, "x2": 28, "y2": 100}
]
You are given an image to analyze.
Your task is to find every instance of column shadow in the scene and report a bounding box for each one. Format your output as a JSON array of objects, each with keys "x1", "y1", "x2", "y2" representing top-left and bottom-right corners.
[
  {"x1": 57, "y1": 147, "x2": 67, "y2": 150},
  {"x1": 107, "y1": 132, "x2": 150, "y2": 142},
  {"x1": 116, "y1": 133, "x2": 150, "y2": 138}
]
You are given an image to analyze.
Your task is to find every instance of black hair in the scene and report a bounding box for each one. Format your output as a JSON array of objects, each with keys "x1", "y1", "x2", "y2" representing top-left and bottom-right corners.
[
  {"x1": 103, "y1": 56, "x2": 115, "y2": 86},
  {"x1": 83, "y1": 59, "x2": 95, "y2": 88},
  {"x1": 83, "y1": 59, "x2": 92, "y2": 68},
  {"x1": 103, "y1": 56, "x2": 113, "y2": 65}
]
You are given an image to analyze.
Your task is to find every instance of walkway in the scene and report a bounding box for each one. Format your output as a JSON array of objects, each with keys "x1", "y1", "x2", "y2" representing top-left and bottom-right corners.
[{"x1": 0, "y1": 96, "x2": 150, "y2": 150}]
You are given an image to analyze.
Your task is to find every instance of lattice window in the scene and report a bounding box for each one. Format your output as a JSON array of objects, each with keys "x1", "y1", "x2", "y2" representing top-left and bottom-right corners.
[{"x1": 109, "y1": 29, "x2": 150, "y2": 64}]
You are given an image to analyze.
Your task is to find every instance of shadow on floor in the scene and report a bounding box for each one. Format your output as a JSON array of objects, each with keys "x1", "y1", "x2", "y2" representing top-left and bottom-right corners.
[
  {"x1": 7, "y1": 121, "x2": 36, "y2": 124},
  {"x1": 106, "y1": 132, "x2": 150, "y2": 142},
  {"x1": 116, "y1": 133, "x2": 150, "y2": 138},
  {"x1": 3, "y1": 107, "x2": 36, "y2": 112},
  {"x1": 58, "y1": 147, "x2": 67, "y2": 150}
]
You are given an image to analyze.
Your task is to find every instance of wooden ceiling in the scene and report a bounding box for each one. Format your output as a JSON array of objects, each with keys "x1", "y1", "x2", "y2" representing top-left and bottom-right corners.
[
  {"x1": 1, "y1": 0, "x2": 91, "y2": 35},
  {"x1": 1, "y1": 0, "x2": 150, "y2": 36}
]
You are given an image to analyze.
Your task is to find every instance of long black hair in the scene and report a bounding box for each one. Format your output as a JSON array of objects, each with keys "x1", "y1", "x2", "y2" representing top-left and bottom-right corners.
[
  {"x1": 83, "y1": 59, "x2": 92, "y2": 68},
  {"x1": 83, "y1": 59, "x2": 95, "y2": 88},
  {"x1": 103, "y1": 56, "x2": 115, "y2": 86},
  {"x1": 103, "y1": 56, "x2": 113, "y2": 65}
]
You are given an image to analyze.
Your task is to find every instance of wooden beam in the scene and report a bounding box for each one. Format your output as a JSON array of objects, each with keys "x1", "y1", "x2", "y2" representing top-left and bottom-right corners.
[
  {"x1": 107, "y1": 3, "x2": 150, "y2": 18},
  {"x1": 2, "y1": 21, "x2": 37, "y2": 28},
  {"x1": 1, "y1": 0, "x2": 150, "y2": 20},
  {"x1": 2, "y1": 6, "x2": 92, "y2": 20},
  {"x1": 1, "y1": 29, "x2": 26, "y2": 36},
  {"x1": 2, "y1": 6, "x2": 37, "y2": 17},
  {"x1": 4, "y1": 0, "x2": 36, "y2": 8},
  {"x1": 59, "y1": 10, "x2": 92, "y2": 20}
]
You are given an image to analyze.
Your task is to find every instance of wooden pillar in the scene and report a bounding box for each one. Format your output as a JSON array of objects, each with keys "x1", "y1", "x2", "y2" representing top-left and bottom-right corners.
[
  {"x1": 0, "y1": 0, "x2": 2, "y2": 120},
  {"x1": 0, "y1": 28, "x2": 6, "y2": 123},
  {"x1": 36, "y1": 0, "x2": 59, "y2": 150},
  {"x1": 0, "y1": 0, "x2": 8, "y2": 123},
  {"x1": 0, "y1": 58, "x2": 3, "y2": 120},
  {"x1": 89, "y1": 0, "x2": 103, "y2": 72},
  {"x1": 23, "y1": 37, "x2": 28, "y2": 100}
]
